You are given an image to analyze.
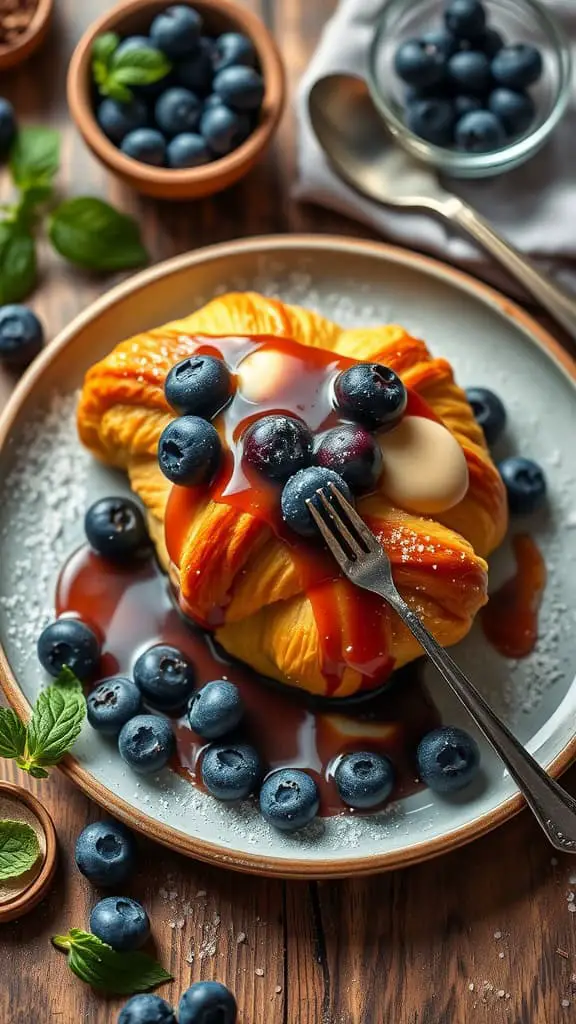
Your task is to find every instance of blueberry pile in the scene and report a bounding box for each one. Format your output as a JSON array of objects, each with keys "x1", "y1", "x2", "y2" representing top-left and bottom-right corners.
[
  {"x1": 119, "y1": 982, "x2": 237, "y2": 1024},
  {"x1": 393, "y1": 0, "x2": 543, "y2": 152},
  {"x1": 94, "y1": 5, "x2": 265, "y2": 169}
]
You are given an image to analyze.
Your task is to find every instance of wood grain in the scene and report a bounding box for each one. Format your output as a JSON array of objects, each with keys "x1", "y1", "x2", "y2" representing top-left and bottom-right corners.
[{"x1": 1, "y1": 1, "x2": 576, "y2": 1022}]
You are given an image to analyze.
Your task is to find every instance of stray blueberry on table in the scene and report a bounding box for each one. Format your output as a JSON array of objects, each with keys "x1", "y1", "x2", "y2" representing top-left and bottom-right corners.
[
  {"x1": 444, "y1": 0, "x2": 486, "y2": 41},
  {"x1": 75, "y1": 819, "x2": 136, "y2": 887},
  {"x1": 212, "y1": 32, "x2": 256, "y2": 73},
  {"x1": 133, "y1": 643, "x2": 195, "y2": 711},
  {"x1": 121, "y1": 128, "x2": 166, "y2": 166},
  {"x1": 212, "y1": 65, "x2": 265, "y2": 112},
  {"x1": 491, "y1": 44, "x2": 543, "y2": 90},
  {"x1": 314, "y1": 423, "x2": 383, "y2": 492},
  {"x1": 280, "y1": 466, "x2": 353, "y2": 538},
  {"x1": 417, "y1": 726, "x2": 480, "y2": 793},
  {"x1": 242, "y1": 414, "x2": 313, "y2": 483},
  {"x1": 334, "y1": 362, "x2": 407, "y2": 429},
  {"x1": 334, "y1": 751, "x2": 395, "y2": 809},
  {"x1": 488, "y1": 88, "x2": 535, "y2": 136},
  {"x1": 0, "y1": 305, "x2": 44, "y2": 369},
  {"x1": 87, "y1": 677, "x2": 142, "y2": 736},
  {"x1": 118, "y1": 715, "x2": 175, "y2": 774},
  {"x1": 118, "y1": 994, "x2": 176, "y2": 1024},
  {"x1": 393, "y1": 38, "x2": 447, "y2": 89},
  {"x1": 498, "y1": 455, "x2": 547, "y2": 515},
  {"x1": 84, "y1": 496, "x2": 150, "y2": 561},
  {"x1": 455, "y1": 110, "x2": 505, "y2": 152},
  {"x1": 90, "y1": 896, "x2": 150, "y2": 952},
  {"x1": 158, "y1": 416, "x2": 221, "y2": 486},
  {"x1": 167, "y1": 132, "x2": 211, "y2": 168},
  {"x1": 97, "y1": 98, "x2": 148, "y2": 145},
  {"x1": 178, "y1": 981, "x2": 237, "y2": 1024},
  {"x1": 201, "y1": 743, "x2": 261, "y2": 801},
  {"x1": 37, "y1": 618, "x2": 100, "y2": 681},
  {"x1": 0, "y1": 97, "x2": 17, "y2": 156},
  {"x1": 188, "y1": 680, "x2": 244, "y2": 740},
  {"x1": 154, "y1": 87, "x2": 202, "y2": 137},
  {"x1": 149, "y1": 4, "x2": 202, "y2": 59},
  {"x1": 260, "y1": 768, "x2": 320, "y2": 832},
  {"x1": 199, "y1": 103, "x2": 251, "y2": 156},
  {"x1": 165, "y1": 354, "x2": 232, "y2": 418},
  {"x1": 465, "y1": 386, "x2": 506, "y2": 445}
]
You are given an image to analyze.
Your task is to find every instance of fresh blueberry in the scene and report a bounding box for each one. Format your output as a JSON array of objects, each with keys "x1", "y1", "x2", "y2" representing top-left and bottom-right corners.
[
  {"x1": 259, "y1": 768, "x2": 320, "y2": 832},
  {"x1": 334, "y1": 362, "x2": 407, "y2": 429},
  {"x1": 0, "y1": 97, "x2": 16, "y2": 156},
  {"x1": 314, "y1": 424, "x2": 382, "y2": 492},
  {"x1": 199, "y1": 104, "x2": 251, "y2": 155},
  {"x1": 133, "y1": 643, "x2": 195, "y2": 711},
  {"x1": 498, "y1": 456, "x2": 547, "y2": 515},
  {"x1": 488, "y1": 87, "x2": 535, "y2": 136},
  {"x1": 465, "y1": 386, "x2": 507, "y2": 445},
  {"x1": 203, "y1": 92, "x2": 223, "y2": 110},
  {"x1": 417, "y1": 726, "x2": 480, "y2": 793},
  {"x1": 84, "y1": 496, "x2": 150, "y2": 561},
  {"x1": 37, "y1": 618, "x2": 100, "y2": 680},
  {"x1": 179, "y1": 981, "x2": 237, "y2": 1024},
  {"x1": 119, "y1": 994, "x2": 176, "y2": 1024},
  {"x1": 444, "y1": 0, "x2": 486, "y2": 40},
  {"x1": 453, "y1": 94, "x2": 482, "y2": 117},
  {"x1": 448, "y1": 50, "x2": 492, "y2": 94},
  {"x1": 393, "y1": 38, "x2": 447, "y2": 89},
  {"x1": 175, "y1": 37, "x2": 213, "y2": 96},
  {"x1": 87, "y1": 677, "x2": 142, "y2": 736},
  {"x1": 455, "y1": 109, "x2": 505, "y2": 152},
  {"x1": 165, "y1": 354, "x2": 232, "y2": 417},
  {"x1": 491, "y1": 44, "x2": 543, "y2": 89},
  {"x1": 212, "y1": 32, "x2": 256, "y2": 73},
  {"x1": 158, "y1": 416, "x2": 221, "y2": 486},
  {"x1": 334, "y1": 751, "x2": 395, "y2": 809},
  {"x1": 480, "y1": 26, "x2": 504, "y2": 58},
  {"x1": 118, "y1": 715, "x2": 175, "y2": 774},
  {"x1": 280, "y1": 466, "x2": 353, "y2": 538},
  {"x1": 188, "y1": 680, "x2": 244, "y2": 739},
  {"x1": 154, "y1": 87, "x2": 201, "y2": 137},
  {"x1": 406, "y1": 97, "x2": 455, "y2": 145},
  {"x1": 420, "y1": 28, "x2": 458, "y2": 60},
  {"x1": 75, "y1": 819, "x2": 136, "y2": 887},
  {"x1": 201, "y1": 743, "x2": 261, "y2": 800},
  {"x1": 120, "y1": 128, "x2": 166, "y2": 166},
  {"x1": 0, "y1": 305, "x2": 43, "y2": 369},
  {"x1": 150, "y1": 5, "x2": 202, "y2": 59},
  {"x1": 213, "y1": 66, "x2": 264, "y2": 112},
  {"x1": 167, "y1": 132, "x2": 211, "y2": 167},
  {"x1": 97, "y1": 98, "x2": 148, "y2": 145},
  {"x1": 90, "y1": 896, "x2": 150, "y2": 952},
  {"x1": 242, "y1": 414, "x2": 313, "y2": 482}
]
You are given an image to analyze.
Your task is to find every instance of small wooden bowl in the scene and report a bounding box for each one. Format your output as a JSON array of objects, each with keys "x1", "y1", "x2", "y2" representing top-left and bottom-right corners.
[
  {"x1": 67, "y1": 0, "x2": 285, "y2": 200},
  {"x1": 0, "y1": 781, "x2": 57, "y2": 924},
  {"x1": 0, "y1": 0, "x2": 53, "y2": 72}
]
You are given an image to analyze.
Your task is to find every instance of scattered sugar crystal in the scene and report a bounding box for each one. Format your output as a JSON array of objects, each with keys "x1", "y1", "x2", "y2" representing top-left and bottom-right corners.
[
  {"x1": 494, "y1": 931, "x2": 502, "y2": 939},
  {"x1": 236, "y1": 932, "x2": 246, "y2": 945},
  {"x1": 255, "y1": 968, "x2": 264, "y2": 977}
]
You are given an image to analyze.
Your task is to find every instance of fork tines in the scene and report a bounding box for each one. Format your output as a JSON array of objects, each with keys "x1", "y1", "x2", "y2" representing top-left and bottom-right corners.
[{"x1": 305, "y1": 484, "x2": 378, "y2": 566}]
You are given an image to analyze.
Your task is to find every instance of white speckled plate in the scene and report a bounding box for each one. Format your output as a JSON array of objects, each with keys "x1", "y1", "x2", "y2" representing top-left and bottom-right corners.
[{"x1": 1, "y1": 236, "x2": 575, "y2": 879}]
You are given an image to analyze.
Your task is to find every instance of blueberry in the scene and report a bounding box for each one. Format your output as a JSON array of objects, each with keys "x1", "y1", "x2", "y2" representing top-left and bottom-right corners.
[
  {"x1": 334, "y1": 751, "x2": 395, "y2": 809},
  {"x1": 498, "y1": 455, "x2": 547, "y2": 515},
  {"x1": 165, "y1": 354, "x2": 232, "y2": 417},
  {"x1": 0, "y1": 305, "x2": 44, "y2": 369},
  {"x1": 488, "y1": 87, "x2": 535, "y2": 136},
  {"x1": 84, "y1": 496, "x2": 150, "y2": 561},
  {"x1": 179, "y1": 981, "x2": 237, "y2": 1024},
  {"x1": 0, "y1": 97, "x2": 16, "y2": 156},
  {"x1": 314, "y1": 424, "x2": 382, "y2": 492},
  {"x1": 97, "y1": 98, "x2": 148, "y2": 145},
  {"x1": 480, "y1": 27, "x2": 504, "y2": 58},
  {"x1": 334, "y1": 362, "x2": 407, "y2": 429},
  {"x1": 120, "y1": 128, "x2": 166, "y2": 166},
  {"x1": 154, "y1": 87, "x2": 201, "y2": 137},
  {"x1": 455, "y1": 109, "x2": 505, "y2": 152},
  {"x1": 167, "y1": 132, "x2": 211, "y2": 168},
  {"x1": 87, "y1": 677, "x2": 142, "y2": 736},
  {"x1": 133, "y1": 643, "x2": 195, "y2": 711},
  {"x1": 259, "y1": 768, "x2": 320, "y2": 832},
  {"x1": 280, "y1": 466, "x2": 353, "y2": 538},
  {"x1": 491, "y1": 44, "x2": 543, "y2": 89},
  {"x1": 201, "y1": 743, "x2": 261, "y2": 800},
  {"x1": 37, "y1": 618, "x2": 100, "y2": 680},
  {"x1": 150, "y1": 5, "x2": 202, "y2": 59},
  {"x1": 444, "y1": 0, "x2": 486, "y2": 40},
  {"x1": 406, "y1": 97, "x2": 455, "y2": 146},
  {"x1": 242, "y1": 414, "x2": 312, "y2": 482},
  {"x1": 175, "y1": 37, "x2": 214, "y2": 96},
  {"x1": 417, "y1": 726, "x2": 480, "y2": 793},
  {"x1": 203, "y1": 93, "x2": 223, "y2": 110},
  {"x1": 90, "y1": 896, "x2": 150, "y2": 952},
  {"x1": 199, "y1": 104, "x2": 251, "y2": 155},
  {"x1": 453, "y1": 94, "x2": 482, "y2": 117},
  {"x1": 448, "y1": 50, "x2": 492, "y2": 94},
  {"x1": 188, "y1": 680, "x2": 244, "y2": 739},
  {"x1": 212, "y1": 32, "x2": 256, "y2": 73},
  {"x1": 419, "y1": 28, "x2": 458, "y2": 60},
  {"x1": 213, "y1": 66, "x2": 264, "y2": 112},
  {"x1": 118, "y1": 715, "x2": 175, "y2": 774},
  {"x1": 75, "y1": 819, "x2": 136, "y2": 887},
  {"x1": 393, "y1": 38, "x2": 447, "y2": 89},
  {"x1": 465, "y1": 387, "x2": 507, "y2": 445},
  {"x1": 158, "y1": 416, "x2": 221, "y2": 486},
  {"x1": 119, "y1": 994, "x2": 176, "y2": 1024}
]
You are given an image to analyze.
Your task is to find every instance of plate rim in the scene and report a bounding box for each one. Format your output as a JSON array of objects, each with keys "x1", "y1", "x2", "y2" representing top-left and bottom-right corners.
[{"x1": 1, "y1": 232, "x2": 575, "y2": 879}]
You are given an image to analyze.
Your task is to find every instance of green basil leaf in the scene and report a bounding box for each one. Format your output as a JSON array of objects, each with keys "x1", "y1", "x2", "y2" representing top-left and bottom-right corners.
[
  {"x1": 0, "y1": 820, "x2": 40, "y2": 880},
  {"x1": 0, "y1": 223, "x2": 37, "y2": 304},
  {"x1": 10, "y1": 127, "x2": 60, "y2": 193},
  {"x1": 0, "y1": 708, "x2": 26, "y2": 759},
  {"x1": 52, "y1": 929, "x2": 173, "y2": 995},
  {"x1": 49, "y1": 197, "x2": 148, "y2": 272},
  {"x1": 25, "y1": 684, "x2": 85, "y2": 768},
  {"x1": 111, "y1": 45, "x2": 171, "y2": 85},
  {"x1": 92, "y1": 32, "x2": 120, "y2": 65}
]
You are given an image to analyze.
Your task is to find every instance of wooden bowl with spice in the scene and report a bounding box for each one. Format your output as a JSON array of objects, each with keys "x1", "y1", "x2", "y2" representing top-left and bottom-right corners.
[{"x1": 0, "y1": 0, "x2": 53, "y2": 72}]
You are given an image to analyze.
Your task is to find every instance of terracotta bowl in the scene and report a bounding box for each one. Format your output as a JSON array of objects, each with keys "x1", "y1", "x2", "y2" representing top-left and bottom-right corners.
[
  {"x1": 0, "y1": 0, "x2": 53, "y2": 72},
  {"x1": 67, "y1": 0, "x2": 285, "y2": 200}
]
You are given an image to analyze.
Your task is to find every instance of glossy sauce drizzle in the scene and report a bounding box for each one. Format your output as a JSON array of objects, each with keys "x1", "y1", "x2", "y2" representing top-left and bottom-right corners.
[{"x1": 481, "y1": 534, "x2": 546, "y2": 658}]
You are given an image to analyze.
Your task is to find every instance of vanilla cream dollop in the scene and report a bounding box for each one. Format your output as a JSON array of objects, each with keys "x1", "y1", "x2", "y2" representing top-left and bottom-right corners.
[{"x1": 378, "y1": 416, "x2": 469, "y2": 515}]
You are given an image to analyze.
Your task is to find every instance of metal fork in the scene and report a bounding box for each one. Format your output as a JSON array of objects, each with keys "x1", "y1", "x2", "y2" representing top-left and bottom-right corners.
[{"x1": 306, "y1": 483, "x2": 576, "y2": 852}]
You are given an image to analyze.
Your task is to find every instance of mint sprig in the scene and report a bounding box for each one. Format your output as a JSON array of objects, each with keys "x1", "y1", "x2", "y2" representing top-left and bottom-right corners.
[
  {"x1": 91, "y1": 33, "x2": 172, "y2": 103},
  {"x1": 0, "y1": 820, "x2": 40, "y2": 880},
  {"x1": 0, "y1": 707, "x2": 26, "y2": 759},
  {"x1": 52, "y1": 929, "x2": 173, "y2": 995}
]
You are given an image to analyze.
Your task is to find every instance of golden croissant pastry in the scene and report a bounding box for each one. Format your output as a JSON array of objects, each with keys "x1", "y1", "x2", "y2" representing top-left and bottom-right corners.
[{"x1": 77, "y1": 292, "x2": 507, "y2": 699}]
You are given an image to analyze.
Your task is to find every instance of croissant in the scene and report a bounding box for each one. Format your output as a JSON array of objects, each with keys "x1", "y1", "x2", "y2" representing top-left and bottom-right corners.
[{"x1": 77, "y1": 292, "x2": 507, "y2": 699}]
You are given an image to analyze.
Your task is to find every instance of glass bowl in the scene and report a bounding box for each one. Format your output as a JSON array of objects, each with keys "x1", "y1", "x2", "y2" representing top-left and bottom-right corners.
[{"x1": 367, "y1": 0, "x2": 572, "y2": 179}]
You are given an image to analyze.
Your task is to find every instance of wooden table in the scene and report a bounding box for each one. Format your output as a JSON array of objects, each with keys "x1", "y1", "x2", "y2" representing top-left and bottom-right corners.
[{"x1": 1, "y1": 2, "x2": 575, "y2": 1021}]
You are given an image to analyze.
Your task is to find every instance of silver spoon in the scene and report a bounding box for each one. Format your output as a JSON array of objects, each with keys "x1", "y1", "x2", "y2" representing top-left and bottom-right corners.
[{"x1": 308, "y1": 74, "x2": 576, "y2": 342}]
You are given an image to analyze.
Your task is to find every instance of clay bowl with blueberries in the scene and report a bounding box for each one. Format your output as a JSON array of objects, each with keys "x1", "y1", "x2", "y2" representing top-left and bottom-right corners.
[{"x1": 67, "y1": 0, "x2": 285, "y2": 200}]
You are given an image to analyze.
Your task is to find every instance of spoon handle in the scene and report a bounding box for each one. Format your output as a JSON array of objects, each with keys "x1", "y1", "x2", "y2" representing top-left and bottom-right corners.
[{"x1": 447, "y1": 199, "x2": 576, "y2": 342}]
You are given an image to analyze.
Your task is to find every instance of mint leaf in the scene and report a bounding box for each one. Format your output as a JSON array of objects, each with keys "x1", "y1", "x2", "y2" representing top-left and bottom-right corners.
[
  {"x1": 0, "y1": 708, "x2": 26, "y2": 759},
  {"x1": 92, "y1": 31, "x2": 120, "y2": 65},
  {"x1": 22, "y1": 684, "x2": 85, "y2": 770},
  {"x1": 49, "y1": 198, "x2": 148, "y2": 272},
  {"x1": 0, "y1": 222, "x2": 37, "y2": 304},
  {"x1": 111, "y1": 46, "x2": 171, "y2": 85},
  {"x1": 52, "y1": 929, "x2": 172, "y2": 995},
  {"x1": 52, "y1": 666, "x2": 83, "y2": 693},
  {"x1": 0, "y1": 820, "x2": 40, "y2": 879},
  {"x1": 10, "y1": 127, "x2": 60, "y2": 193}
]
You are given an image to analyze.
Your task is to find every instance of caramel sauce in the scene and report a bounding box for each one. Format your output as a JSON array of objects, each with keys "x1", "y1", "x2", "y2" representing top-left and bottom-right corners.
[
  {"x1": 481, "y1": 534, "x2": 546, "y2": 659},
  {"x1": 55, "y1": 546, "x2": 439, "y2": 816}
]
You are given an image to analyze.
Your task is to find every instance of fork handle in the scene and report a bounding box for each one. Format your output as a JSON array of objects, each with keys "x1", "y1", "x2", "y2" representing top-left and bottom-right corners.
[{"x1": 386, "y1": 591, "x2": 576, "y2": 852}]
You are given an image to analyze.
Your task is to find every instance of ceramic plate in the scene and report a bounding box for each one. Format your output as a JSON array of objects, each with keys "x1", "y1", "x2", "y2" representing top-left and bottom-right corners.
[{"x1": 1, "y1": 236, "x2": 575, "y2": 879}]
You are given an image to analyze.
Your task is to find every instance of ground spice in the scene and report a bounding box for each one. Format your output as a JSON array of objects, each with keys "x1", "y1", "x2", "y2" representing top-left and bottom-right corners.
[{"x1": 0, "y1": 0, "x2": 38, "y2": 49}]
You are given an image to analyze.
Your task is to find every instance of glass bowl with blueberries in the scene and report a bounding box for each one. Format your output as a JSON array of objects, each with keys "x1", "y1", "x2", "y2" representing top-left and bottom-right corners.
[
  {"x1": 367, "y1": 0, "x2": 572, "y2": 178},
  {"x1": 67, "y1": 0, "x2": 285, "y2": 200}
]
